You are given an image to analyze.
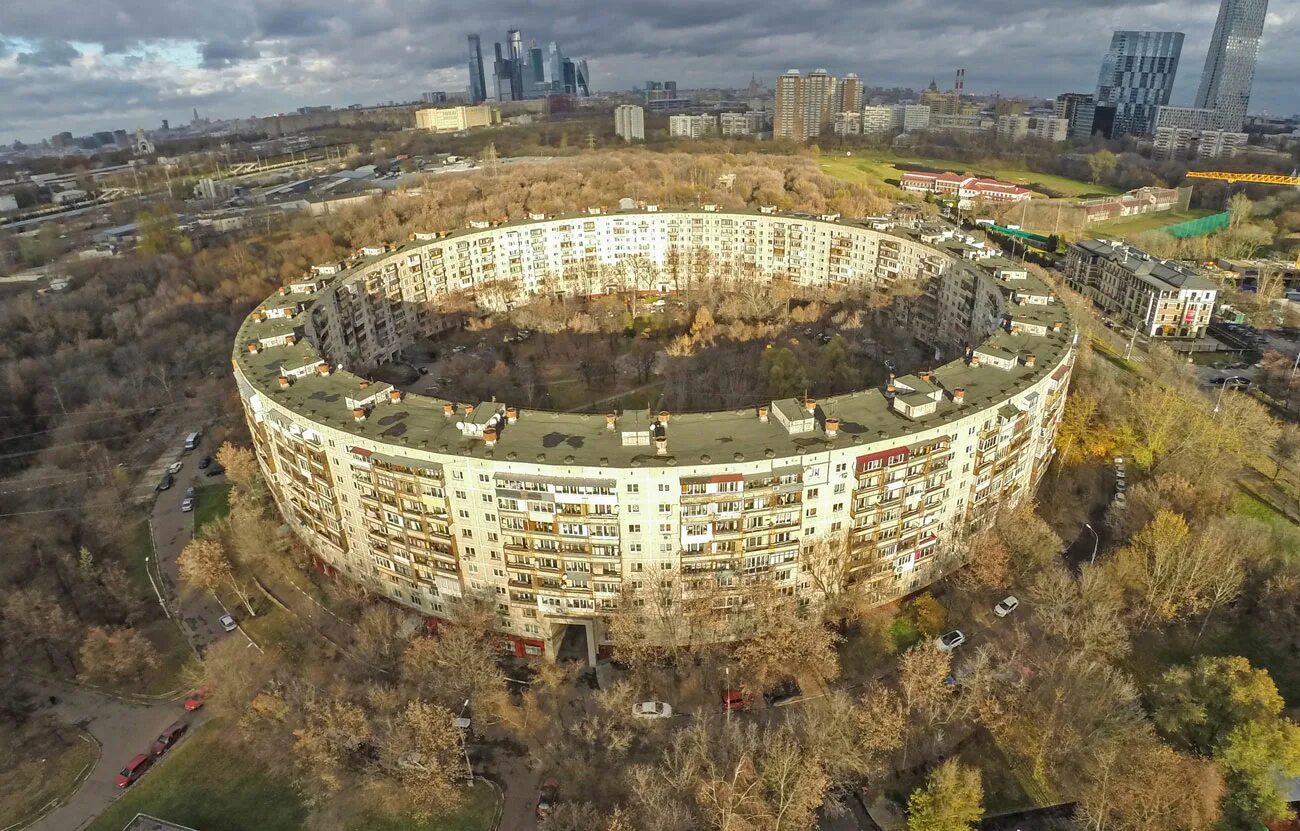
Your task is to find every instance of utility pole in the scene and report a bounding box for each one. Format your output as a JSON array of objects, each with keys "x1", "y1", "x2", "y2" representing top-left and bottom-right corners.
[{"x1": 1124, "y1": 325, "x2": 1139, "y2": 361}]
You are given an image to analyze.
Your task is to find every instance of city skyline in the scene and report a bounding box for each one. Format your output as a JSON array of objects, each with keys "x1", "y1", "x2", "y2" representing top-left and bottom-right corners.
[{"x1": 1, "y1": 0, "x2": 1297, "y2": 143}]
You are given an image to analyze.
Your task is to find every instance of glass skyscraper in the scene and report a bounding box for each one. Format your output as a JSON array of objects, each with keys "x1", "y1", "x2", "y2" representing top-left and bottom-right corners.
[
  {"x1": 1193, "y1": 0, "x2": 1268, "y2": 131},
  {"x1": 1095, "y1": 30, "x2": 1184, "y2": 137},
  {"x1": 467, "y1": 35, "x2": 487, "y2": 104}
]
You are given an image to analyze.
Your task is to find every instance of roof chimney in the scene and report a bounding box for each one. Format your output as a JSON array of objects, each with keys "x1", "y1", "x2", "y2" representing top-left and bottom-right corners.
[
  {"x1": 919, "y1": 371, "x2": 931, "y2": 383},
  {"x1": 353, "y1": 407, "x2": 367, "y2": 422},
  {"x1": 284, "y1": 308, "x2": 295, "y2": 318},
  {"x1": 278, "y1": 287, "x2": 288, "y2": 296},
  {"x1": 251, "y1": 311, "x2": 265, "y2": 322},
  {"x1": 278, "y1": 376, "x2": 290, "y2": 388},
  {"x1": 317, "y1": 364, "x2": 331, "y2": 376},
  {"x1": 483, "y1": 427, "x2": 498, "y2": 447},
  {"x1": 952, "y1": 387, "x2": 966, "y2": 405},
  {"x1": 824, "y1": 417, "x2": 840, "y2": 438},
  {"x1": 757, "y1": 405, "x2": 769, "y2": 423},
  {"x1": 1024, "y1": 354, "x2": 1037, "y2": 367},
  {"x1": 655, "y1": 435, "x2": 668, "y2": 455},
  {"x1": 969, "y1": 354, "x2": 981, "y2": 367},
  {"x1": 359, "y1": 380, "x2": 370, "y2": 389},
  {"x1": 1052, "y1": 320, "x2": 1063, "y2": 332},
  {"x1": 285, "y1": 334, "x2": 296, "y2": 345},
  {"x1": 443, "y1": 403, "x2": 454, "y2": 417},
  {"x1": 606, "y1": 413, "x2": 617, "y2": 430},
  {"x1": 389, "y1": 389, "x2": 402, "y2": 403},
  {"x1": 246, "y1": 341, "x2": 260, "y2": 354},
  {"x1": 657, "y1": 410, "x2": 671, "y2": 424},
  {"x1": 463, "y1": 404, "x2": 476, "y2": 417},
  {"x1": 804, "y1": 398, "x2": 817, "y2": 414},
  {"x1": 506, "y1": 406, "x2": 518, "y2": 424}
]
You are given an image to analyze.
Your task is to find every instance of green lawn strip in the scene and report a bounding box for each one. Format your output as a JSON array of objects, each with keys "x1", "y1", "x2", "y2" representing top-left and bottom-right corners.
[
  {"x1": 1231, "y1": 487, "x2": 1294, "y2": 527},
  {"x1": 0, "y1": 722, "x2": 98, "y2": 828},
  {"x1": 109, "y1": 522, "x2": 198, "y2": 695},
  {"x1": 87, "y1": 720, "x2": 499, "y2": 831},
  {"x1": 347, "y1": 781, "x2": 499, "y2": 831},
  {"x1": 957, "y1": 729, "x2": 1058, "y2": 814},
  {"x1": 193, "y1": 483, "x2": 233, "y2": 537},
  {"x1": 819, "y1": 152, "x2": 1113, "y2": 198},
  {"x1": 85, "y1": 720, "x2": 309, "y2": 831},
  {"x1": 1089, "y1": 208, "x2": 1215, "y2": 238}
]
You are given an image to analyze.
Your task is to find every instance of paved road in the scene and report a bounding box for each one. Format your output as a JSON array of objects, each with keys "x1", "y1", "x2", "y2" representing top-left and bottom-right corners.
[
  {"x1": 13, "y1": 676, "x2": 206, "y2": 831},
  {"x1": 148, "y1": 433, "x2": 236, "y2": 656}
]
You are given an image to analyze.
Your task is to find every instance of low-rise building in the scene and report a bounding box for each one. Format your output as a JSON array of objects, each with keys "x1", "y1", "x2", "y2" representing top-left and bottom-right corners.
[
  {"x1": 1077, "y1": 186, "x2": 1186, "y2": 223},
  {"x1": 832, "y1": 111, "x2": 860, "y2": 136},
  {"x1": 668, "y1": 114, "x2": 719, "y2": 138},
  {"x1": 1064, "y1": 239, "x2": 1217, "y2": 338},
  {"x1": 415, "y1": 105, "x2": 495, "y2": 133},
  {"x1": 1153, "y1": 126, "x2": 1248, "y2": 159},
  {"x1": 900, "y1": 172, "x2": 1032, "y2": 208}
]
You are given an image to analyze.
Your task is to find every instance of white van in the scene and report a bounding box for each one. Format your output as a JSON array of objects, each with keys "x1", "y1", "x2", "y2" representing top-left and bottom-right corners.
[{"x1": 183, "y1": 431, "x2": 202, "y2": 451}]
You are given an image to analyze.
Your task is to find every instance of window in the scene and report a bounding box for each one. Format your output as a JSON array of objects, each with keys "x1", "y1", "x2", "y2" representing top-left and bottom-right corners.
[
  {"x1": 659, "y1": 503, "x2": 672, "y2": 513},
  {"x1": 659, "y1": 483, "x2": 670, "y2": 492},
  {"x1": 627, "y1": 484, "x2": 639, "y2": 493},
  {"x1": 628, "y1": 524, "x2": 641, "y2": 533},
  {"x1": 461, "y1": 529, "x2": 473, "y2": 538}
]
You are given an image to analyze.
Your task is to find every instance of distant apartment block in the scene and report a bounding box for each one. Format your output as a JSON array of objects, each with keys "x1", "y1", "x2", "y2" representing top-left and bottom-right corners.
[
  {"x1": 1054, "y1": 93, "x2": 1097, "y2": 138},
  {"x1": 614, "y1": 105, "x2": 645, "y2": 142},
  {"x1": 832, "y1": 111, "x2": 861, "y2": 136},
  {"x1": 669, "y1": 114, "x2": 718, "y2": 138},
  {"x1": 774, "y1": 68, "x2": 843, "y2": 141},
  {"x1": 861, "y1": 104, "x2": 931, "y2": 135},
  {"x1": 996, "y1": 115, "x2": 1069, "y2": 142},
  {"x1": 928, "y1": 113, "x2": 987, "y2": 133},
  {"x1": 1152, "y1": 126, "x2": 1248, "y2": 159},
  {"x1": 415, "y1": 105, "x2": 495, "y2": 133},
  {"x1": 1064, "y1": 239, "x2": 1217, "y2": 338},
  {"x1": 719, "y1": 111, "x2": 766, "y2": 137}
]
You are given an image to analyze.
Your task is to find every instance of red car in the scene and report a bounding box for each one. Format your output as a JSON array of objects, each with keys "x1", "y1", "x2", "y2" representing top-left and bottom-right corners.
[
  {"x1": 151, "y1": 720, "x2": 188, "y2": 757},
  {"x1": 183, "y1": 687, "x2": 207, "y2": 711},
  {"x1": 115, "y1": 753, "x2": 152, "y2": 788},
  {"x1": 721, "y1": 689, "x2": 751, "y2": 711}
]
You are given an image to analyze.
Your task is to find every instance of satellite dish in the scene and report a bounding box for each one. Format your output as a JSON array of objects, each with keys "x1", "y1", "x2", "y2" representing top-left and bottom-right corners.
[{"x1": 455, "y1": 421, "x2": 465, "y2": 430}]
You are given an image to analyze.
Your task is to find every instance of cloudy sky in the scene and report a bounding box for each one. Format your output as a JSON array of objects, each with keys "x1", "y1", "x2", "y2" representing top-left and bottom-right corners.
[{"x1": 1, "y1": 0, "x2": 1296, "y2": 143}]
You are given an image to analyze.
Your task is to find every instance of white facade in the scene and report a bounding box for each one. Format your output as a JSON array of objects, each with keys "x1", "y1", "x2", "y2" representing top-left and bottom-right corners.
[
  {"x1": 614, "y1": 105, "x2": 645, "y2": 142},
  {"x1": 234, "y1": 210, "x2": 1074, "y2": 660},
  {"x1": 719, "y1": 111, "x2": 765, "y2": 136},
  {"x1": 669, "y1": 114, "x2": 719, "y2": 138}
]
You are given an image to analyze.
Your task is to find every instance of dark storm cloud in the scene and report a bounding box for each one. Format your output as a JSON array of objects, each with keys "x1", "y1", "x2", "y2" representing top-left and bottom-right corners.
[
  {"x1": 16, "y1": 38, "x2": 80, "y2": 67},
  {"x1": 1, "y1": 0, "x2": 1297, "y2": 142},
  {"x1": 200, "y1": 38, "x2": 261, "y2": 68}
]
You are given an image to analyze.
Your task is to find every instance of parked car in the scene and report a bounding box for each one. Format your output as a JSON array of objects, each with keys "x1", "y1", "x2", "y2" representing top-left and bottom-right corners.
[
  {"x1": 936, "y1": 630, "x2": 967, "y2": 652},
  {"x1": 721, "y1": 689, "x2": 751, "y2": 711},
  {"x1": 185, "y1": 486, "x2": 196, "y2": 498},
  {"x1": 220, "y1": 614, "x2": 237, "y2": 632},
  {"x1": 993, "y1": 596, "x2": 1020, "y2": 618},
  {"x1": 150, "y1": 720, "x2": 188, "y2": 756},
  {"x1": 198, "y1": 456, "x2": 212, "y2": 469},
  {"x1": 167, "y1": 461, "x2": 184, "y2": 475},
  {"x1": 631, "y1": 701, "x2": 673, "y2": 719},
  {"x1": 180, "y1": 497, "x2": 195, "y2": 513},
  {"x1": 115, "y1": 753, "x2": 152, "y2": 788},
  {"x1": 536, "y1": 777, "x2": 560, "y2": 819},
  {"x1": 763, "y1": 678, "x2": 802, "y2": 707},
  {"x1": 183, "y1": 688, "x2": 208, "y2": 711},
  {"x1": 156, "y1": 474, "x2": 174, "y2": 491}
]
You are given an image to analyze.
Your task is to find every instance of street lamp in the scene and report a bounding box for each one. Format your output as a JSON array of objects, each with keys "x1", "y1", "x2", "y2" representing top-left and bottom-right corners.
[
  {"x1": 456, "y1": 699, "x2": 473, "y2": 780},
  {"x1": 1084, "y1": 523, "x2": 1099, "y2": 566}
]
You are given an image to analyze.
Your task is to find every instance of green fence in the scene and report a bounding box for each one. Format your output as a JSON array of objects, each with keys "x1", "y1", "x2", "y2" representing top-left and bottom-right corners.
[{"x1": 1165, "y1": 211, "x2": 1230, "y2": 239}]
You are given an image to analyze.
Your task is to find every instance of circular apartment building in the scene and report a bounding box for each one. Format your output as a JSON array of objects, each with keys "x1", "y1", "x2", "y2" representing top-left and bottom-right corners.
[{"x1": 233, "y1": 207, "x2": 1074, "y2": 661}]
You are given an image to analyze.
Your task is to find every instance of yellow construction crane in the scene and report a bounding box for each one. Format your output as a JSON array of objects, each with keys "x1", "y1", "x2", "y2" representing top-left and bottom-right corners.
[{"x1": 1185, "y1": 170, "x2": 1300, "y2": 186}]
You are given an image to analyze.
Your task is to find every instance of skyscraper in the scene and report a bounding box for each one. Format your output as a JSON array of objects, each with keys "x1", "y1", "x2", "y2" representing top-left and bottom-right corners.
[
  {"x1": 833, "y1": 73, "x2": 863, "y2": 114},
  {"x1": 1095, "y1": 30, "x2": 1185, "y2": 137},
  {"x1": 774, "y1": 70, "x2": 804, "y2": 141},
  {"x1": 528, "y1": 41, "x2": 546, "y2": 94},
  {"x1": 802, "y1": 69, "x2": 837, "y2": 140},
  {"x1": 467, "y1": 35, "x2": 487, "y2": 104},
  {"x1": 1054, "y1": 92, "x2": 1097, "y2": 139},
  {"x1": 1193, "y1": 0, "x2": 1267, "y2": 131},
  {"x1": 475, "y1": 30, "x2": 591, "y2": 101}
]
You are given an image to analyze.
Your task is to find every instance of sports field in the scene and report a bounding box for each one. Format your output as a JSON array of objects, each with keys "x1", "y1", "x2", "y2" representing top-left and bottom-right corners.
[{"x1": 818, "y1": 151, "x2": 1117, "y2": 199}]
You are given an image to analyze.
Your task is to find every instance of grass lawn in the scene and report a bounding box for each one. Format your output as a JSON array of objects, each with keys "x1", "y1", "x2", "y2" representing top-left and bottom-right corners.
[
  {"x1": 87, "y1": 720, "x2": 498, "y2": 831},
  {"x1": 193, "y1": 483, "x2": 233, "y2": 537},
  {"x1": 0, "y1": 721, "x2": 98, "y2": 828},
  {"x1": 1232, "y1": 488, "x2": 1293, "y2": 528},
  {"x1": 957, "y1": 730, "x2": 1059, "y2": 814},
  {"x1": 1089, "y1": 208, "x2": 1215, "y2": 238},
  {"x1": 105, "y1": 522, "x2": 199, "y2": 695},
  {"x1": 819, "y1": 151, "x2": 1116, "y2": 199}
]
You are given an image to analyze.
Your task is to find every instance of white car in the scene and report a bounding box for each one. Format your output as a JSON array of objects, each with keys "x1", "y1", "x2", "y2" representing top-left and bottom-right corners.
[
  {"x1": 180, "y1": 497, "x2": 195, "y2": 513},
  {"x1": 935, "y1": 630, "x2": 966, "y2": 652},
  {"x1": 167, "y1": 461, "x2": 184, "y2": 475},
  {"x1": 993, "y1": 596, "x2": 1020, "y2": 618},
  {"x1": 219, "y1": 614, "x2": 237, "y2": 632},
  {"x1": 631, "y1": 701, "x2": 673, "y2": 719}
]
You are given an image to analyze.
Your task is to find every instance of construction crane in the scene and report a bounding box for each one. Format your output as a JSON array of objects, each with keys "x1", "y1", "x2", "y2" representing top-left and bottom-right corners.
[{"x1": 1184, "y1": 170, "x2": 1300, "y2": 187}]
